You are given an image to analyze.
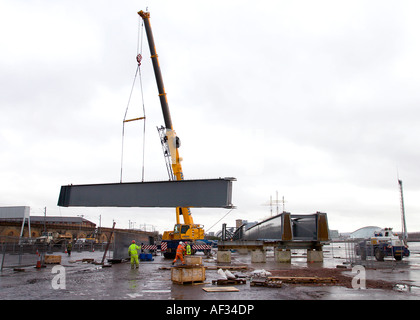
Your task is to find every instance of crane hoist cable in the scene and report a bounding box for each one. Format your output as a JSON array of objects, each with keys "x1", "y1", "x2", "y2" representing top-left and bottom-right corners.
[
  {"x1": 206, "y1": 209, "x2": 235, "y2": 233},
  {"x1": 120, "y1": 17, "x2": 147, "y2": 183}
]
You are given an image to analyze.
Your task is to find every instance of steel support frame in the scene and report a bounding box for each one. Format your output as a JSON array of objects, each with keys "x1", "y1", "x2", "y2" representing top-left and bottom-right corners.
[{"x1": 218, "y1": 240, "x2": 329, "y2": 251}]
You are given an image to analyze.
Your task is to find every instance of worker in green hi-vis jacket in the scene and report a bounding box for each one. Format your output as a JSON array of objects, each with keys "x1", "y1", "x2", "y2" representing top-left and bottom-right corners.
[
  {"x1": 128, "y1": 240, "x2": 140, "y2": 269},
  {"x1": 185, "y1": 242, "x2": 192, "y2": 255}
]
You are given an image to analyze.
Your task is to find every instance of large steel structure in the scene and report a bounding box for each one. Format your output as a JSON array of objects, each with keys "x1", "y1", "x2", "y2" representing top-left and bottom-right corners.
[
  {"x1": 219, "y1": 212, "x2": 330, "y2": 253},
  {"x1": 239, "y1": 211, "x2": 329, "y2": 242},
  {"x1": 57, "y1": 178, "x2": 235, "y2": 208}
]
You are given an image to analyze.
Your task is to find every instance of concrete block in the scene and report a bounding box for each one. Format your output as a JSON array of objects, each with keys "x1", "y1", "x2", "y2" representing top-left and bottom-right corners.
[
  {"x1": 275, "y1": 249, "x2": 291, "y2": 263},
  {"x1": 217, "y1": 250, "x2": 231, "y2": 263},
  {"x1": 237, "y1": 248, "x2": 248, "y2": 255},
  {"x1": 307, "y1": 249, "x2": 323, "y2": 263},
  {"x1": 251, "y1": 249, "x2": 266, "y2": 263}
]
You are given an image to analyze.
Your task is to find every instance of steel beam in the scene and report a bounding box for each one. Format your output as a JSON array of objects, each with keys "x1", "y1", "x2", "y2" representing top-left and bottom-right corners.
[
  {"x1": 241, "y1": 212, "x2": 330, "y2": 242},
  {"x1": 57, "y1": 177, "x2": 235, "y2": 208}
]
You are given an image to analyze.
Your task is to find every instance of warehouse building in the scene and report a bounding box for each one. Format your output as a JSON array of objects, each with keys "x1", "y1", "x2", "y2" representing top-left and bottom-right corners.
[{"x1": 0, "y1": 206, "x2": 96, "y2": 239}]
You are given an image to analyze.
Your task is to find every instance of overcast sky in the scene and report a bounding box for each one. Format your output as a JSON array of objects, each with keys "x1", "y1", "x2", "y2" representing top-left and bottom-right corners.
[{"x1": 1, "y1": 0, "x2": 420, "y2": 235}]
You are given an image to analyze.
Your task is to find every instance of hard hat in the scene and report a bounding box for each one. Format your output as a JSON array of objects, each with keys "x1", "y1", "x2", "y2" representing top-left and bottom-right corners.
[
  {"x1": 132, "y1": 240, "x2": 136, "y2": 243},
  {"x1": 179, "y1": 241, "x2": 183, "y2": 245}
]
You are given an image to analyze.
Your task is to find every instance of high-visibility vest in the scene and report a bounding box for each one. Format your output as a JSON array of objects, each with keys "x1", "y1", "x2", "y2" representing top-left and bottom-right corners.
[
  {"x1": 128, "y1": 243, "x2": 140, "y2": 256},
  {"x1": 186, "y1": 244, "x2": 191, "y2": 255},
  {"x1": 176, "y1": 244, "x2": 185, "y2": 255}
]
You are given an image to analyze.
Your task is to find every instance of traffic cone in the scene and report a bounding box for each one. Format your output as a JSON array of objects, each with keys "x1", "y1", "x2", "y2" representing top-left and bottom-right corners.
[{"x1": 35, "y1": 250, "x2": 41, "y2": 269}]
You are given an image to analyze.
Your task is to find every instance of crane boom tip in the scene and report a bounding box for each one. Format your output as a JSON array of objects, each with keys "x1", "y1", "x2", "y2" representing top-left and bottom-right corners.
[{"x1": 138, "y1": 10, "x2": 150, "y2": 19}]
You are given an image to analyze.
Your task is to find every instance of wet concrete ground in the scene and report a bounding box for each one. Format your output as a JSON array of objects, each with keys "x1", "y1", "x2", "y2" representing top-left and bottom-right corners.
[{"x1": 1, "y1": 242, "x2": 420, "y2": 300}]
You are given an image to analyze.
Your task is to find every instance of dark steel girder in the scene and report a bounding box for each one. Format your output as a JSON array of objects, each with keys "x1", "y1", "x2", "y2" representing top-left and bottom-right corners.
[{"x1": 57, "y1": 178, "x2": 235, "y2": 208}]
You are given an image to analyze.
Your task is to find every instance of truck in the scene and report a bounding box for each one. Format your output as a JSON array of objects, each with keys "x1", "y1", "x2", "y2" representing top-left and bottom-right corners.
[
  {"x1": 35, "y1": 231, "x2": 56, "y2": 245},
  {"x1": 138, "y1": 10, "x2": 208, "y2": 258},
  {"x1": 35, "y1": 232, "x2": 72, "y2": 245},
  {"x1": 356, "y1": 228, "x2": 410, "y2": 261}
]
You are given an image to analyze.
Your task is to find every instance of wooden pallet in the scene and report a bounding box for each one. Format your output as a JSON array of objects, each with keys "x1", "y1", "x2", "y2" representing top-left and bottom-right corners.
[
  {"x1": 159, "y1": 266, "x2": 172, "y2": 270},
  {"x1": 172, "y1": 280, "x2": 206, "y2": 285},
  {"x1": 205, "y1": 265, "x2": 248, "y2": 270},
  {"x1": 203, "y1": 286, "x2": 239, "y2": 292},
  {"x1": 250, "y1": 279, "x2": 282, "y2": 288},
  {"x1": 267, "y1": 276, "x2": 338, "y2": 284},
  {"x1": 44, "y1": 255, "x2": 61, "y2": 264},
  {"x1": 211, "y1": 278, "x2": 247, "y2": 285}
]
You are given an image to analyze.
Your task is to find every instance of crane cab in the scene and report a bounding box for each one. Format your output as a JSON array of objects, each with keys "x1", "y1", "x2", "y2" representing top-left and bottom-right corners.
[
  {"x1": 161, "y1": 223, "x2": 205, "y2": 259},
  {"x1": 163, "y1": 223, "x2": 204, "y2": 241}
]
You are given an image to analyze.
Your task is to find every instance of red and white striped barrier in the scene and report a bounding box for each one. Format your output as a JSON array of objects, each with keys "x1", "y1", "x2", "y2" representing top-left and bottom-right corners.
[
  {"x1": 142, "y1": 244, "x2": 157, "y2": 250},
  {"x1": 192, "y1": 245, "x2": 212, "y2": 250},
  {"x1": 159, "y1": 242, "x2": 212, "y2": 251}
]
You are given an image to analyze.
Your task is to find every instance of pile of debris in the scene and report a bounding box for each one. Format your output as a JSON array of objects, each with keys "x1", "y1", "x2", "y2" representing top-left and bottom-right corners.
[{"x1": 212, "y1": 268, "x2": 247, "y2": 285}]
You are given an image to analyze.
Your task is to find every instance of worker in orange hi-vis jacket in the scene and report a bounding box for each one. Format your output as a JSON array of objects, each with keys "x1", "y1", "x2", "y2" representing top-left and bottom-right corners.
[{"x1": 172, "y1": 241, "x2": 186, "y2": 265}]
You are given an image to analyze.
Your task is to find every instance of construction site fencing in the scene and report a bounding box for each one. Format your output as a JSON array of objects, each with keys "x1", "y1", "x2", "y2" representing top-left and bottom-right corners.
[
  {"x1": 0, "y1": 236, "x2": 114, "y2": 271},
  {"x1": 342, "y1": 238, "x2": 376, "y2": 268}
]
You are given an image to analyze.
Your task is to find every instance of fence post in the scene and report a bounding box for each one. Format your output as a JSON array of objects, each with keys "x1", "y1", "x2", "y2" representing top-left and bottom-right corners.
[{"x1": 1, "y1": 244, "x2": 6, "y2": 272}]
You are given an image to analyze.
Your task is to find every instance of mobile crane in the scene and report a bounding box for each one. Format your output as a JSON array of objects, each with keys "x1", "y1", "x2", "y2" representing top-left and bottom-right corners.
[{"x1": 138, "y1": 10, "x2": 206, "y2": 258}]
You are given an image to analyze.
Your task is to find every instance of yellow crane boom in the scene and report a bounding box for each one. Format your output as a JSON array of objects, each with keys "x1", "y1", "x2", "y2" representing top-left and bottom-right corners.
[{"x1": 138, "y1": 10, "x2": 204, "y2": 256}]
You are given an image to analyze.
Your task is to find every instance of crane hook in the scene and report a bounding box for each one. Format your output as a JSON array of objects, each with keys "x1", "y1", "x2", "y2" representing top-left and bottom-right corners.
[{"x1": 136, "y1": 53, "x2": 142, "y2": 66}]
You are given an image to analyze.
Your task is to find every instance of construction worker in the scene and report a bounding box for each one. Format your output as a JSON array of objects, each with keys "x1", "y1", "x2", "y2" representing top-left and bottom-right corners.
[
  {"x1": 172, "y1": 241, "x2": 186, "y2": 265},
  {"x1": 185, "y1": 242, "x2": 192, "y2": 255},
  {"x1": 66, "y1": 241, "x2": 72, "y2": 257},
  {"x1": 128, "y1": 240, "x2": 140, "y2": 269}
]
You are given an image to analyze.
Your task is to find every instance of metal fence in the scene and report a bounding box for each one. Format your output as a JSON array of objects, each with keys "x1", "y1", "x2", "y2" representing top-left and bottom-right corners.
[
  {"x1": 0, "y1": 236, "x2": 113, "y2": 271},
  {"x1": 343, "y1": 238, "x2": 386, "y2": 269}
]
